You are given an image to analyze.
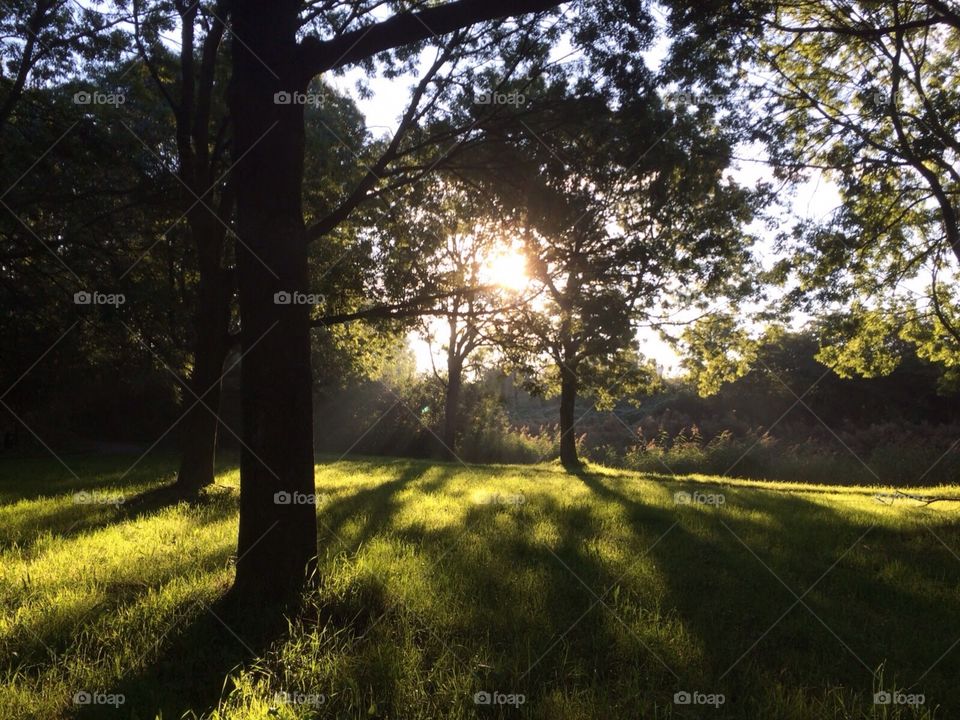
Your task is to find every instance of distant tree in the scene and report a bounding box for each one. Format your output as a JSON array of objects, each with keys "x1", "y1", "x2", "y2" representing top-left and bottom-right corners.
[
  {"x1": 679, "y1": 314, "x2": 762, "y2": 397},
  {"x1": 0, "y1": 71, "x2": 187, "y2": 445},
  {"x1": 396, "y1": 181, "x2": 531, "y2": 457},
  {"x1": 468, "y1": 83, "x2": 762, "y2": 467}
]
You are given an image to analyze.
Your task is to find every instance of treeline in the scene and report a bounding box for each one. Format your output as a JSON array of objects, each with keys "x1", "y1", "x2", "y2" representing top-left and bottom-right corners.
[{"x1": 300, "y1": 328, "x2": 960, "y2": 485}]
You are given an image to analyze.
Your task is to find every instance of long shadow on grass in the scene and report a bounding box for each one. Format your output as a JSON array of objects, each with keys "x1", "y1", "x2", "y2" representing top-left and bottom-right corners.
[
  {"x1": 1, "y1": 493, "x2": 239, "y2": 675},
  {"x1": 75, "y1": 463, "x2": 437, "y2": 720},
  {"x1": 574, "y1": 469, "x2": 960, "y2": 716},
  {"x1": 305, "y1": 466, "x2": 687, "y2": 717},
  {"x1": 314, "y1": 463, "x2": 442, "y2": 556},
  {"x1": 0, "y1": 454, "x2": 180, "y2": 505},
  {"x1": 75, "y1": 591, "x2": 287, "y2": 720},
  {"x1": 336, "y1": 465, "x2": 960, "y2": 717},
  {"x1": 68, "y1": 461, "x2": 960, "y2": 719}
]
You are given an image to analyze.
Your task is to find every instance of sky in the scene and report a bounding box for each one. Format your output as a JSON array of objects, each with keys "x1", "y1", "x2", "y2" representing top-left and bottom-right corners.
[{"x1": 325, "y1": 33, "x2": 844, "y2": 377}]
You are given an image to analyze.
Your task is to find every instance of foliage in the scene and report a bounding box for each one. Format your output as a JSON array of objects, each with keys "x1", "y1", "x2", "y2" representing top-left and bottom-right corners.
[{"x1": 756, "y1": 0, "x2": 960, "y2": 386}]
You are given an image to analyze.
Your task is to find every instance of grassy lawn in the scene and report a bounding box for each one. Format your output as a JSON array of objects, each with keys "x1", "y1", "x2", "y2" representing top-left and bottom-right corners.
[{"x1": 1, "y1": 454, "x2": 959, "y2": 719}]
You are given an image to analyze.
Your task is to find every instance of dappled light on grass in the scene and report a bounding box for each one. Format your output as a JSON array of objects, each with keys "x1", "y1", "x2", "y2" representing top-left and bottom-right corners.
[
  {"x1": 1, "y1": 455, "x2": 958, "y2": 718},
  {"x1": 0, "y1": 455, "x2": 238, "y2": 719}
]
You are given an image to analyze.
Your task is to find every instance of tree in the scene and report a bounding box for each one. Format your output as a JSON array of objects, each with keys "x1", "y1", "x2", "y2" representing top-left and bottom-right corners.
[
  {"x1": 1, "y1": 1, "x2": 127, "y2": 132},
  {"x1": 749, "y1": 0, "x2": 960, "y2": 385},
  {"x1": 128, "y1": 0, "x2": 238, "y2": 493},
  {"x1": 0, "y1": 69, "x2": 189, "y2": 447},
  {"x1": 395, "y1": 181, "x2": 528, "y2": 457},
  {"x1": 132, "y1": 0, "x2": 379, "y2": 493},
  {"x1": 468, "y1": 83, "x2": 762, "y2": 467},
  {"x1": 225, "y1": 0, "x2": 569, "y2": 602}
]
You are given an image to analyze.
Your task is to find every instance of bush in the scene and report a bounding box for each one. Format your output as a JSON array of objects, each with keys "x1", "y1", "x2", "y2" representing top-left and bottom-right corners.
[{"x1": 601, "y1": 424, "x2": 960, "y2": 486}]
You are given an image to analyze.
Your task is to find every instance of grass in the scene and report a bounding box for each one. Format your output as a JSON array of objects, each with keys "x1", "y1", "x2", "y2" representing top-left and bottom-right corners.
[{"x1": 1, "y1": 453, "x2": 959, "y2": 719}]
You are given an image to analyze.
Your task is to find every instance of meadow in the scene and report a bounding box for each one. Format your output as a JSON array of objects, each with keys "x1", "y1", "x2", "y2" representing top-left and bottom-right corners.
[{"x1": 1, "y1": 453, "x2": 959, "y2": 719}]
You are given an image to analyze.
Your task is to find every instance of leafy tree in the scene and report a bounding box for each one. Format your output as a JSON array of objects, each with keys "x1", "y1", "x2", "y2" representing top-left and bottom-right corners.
[
  {"x1": 752, "y1": 0, "x2": 960, "y2": 386},
  {"x1": 679, "y1": 314, "x2": 761, "y2": 397},
  {"x1": 0, "y1": 0, "x2": 127, "y2": 131},
  {"x1": 467, "y1": 81, "x2": 762, "y2": 467},
  {"x1": 225, "y1": 0, "x2": 574, "y2": 601},
  {"x1": 0, "y1": 69, "x2": 189, "y2": 445},
  {"x1": 395, "y1": 181, "x2": 529, "y2": 457}
]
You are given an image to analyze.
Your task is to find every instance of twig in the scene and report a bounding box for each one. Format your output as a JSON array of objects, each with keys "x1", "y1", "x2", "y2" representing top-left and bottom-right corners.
[{"x1": 874, "y1": 490, "x2": 959, "y2": 506}]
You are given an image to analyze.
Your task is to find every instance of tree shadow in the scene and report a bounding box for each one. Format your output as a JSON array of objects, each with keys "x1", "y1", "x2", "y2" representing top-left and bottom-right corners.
[
  {"x1": 315, "y1": 463, "x2": 448, "y2": 556},
  {"x1": 571, "y1": 467, "x2": 960, "y2": 714},
  {"x1": 0, "y1": 479, "x2": 237, "y2": 554},
  {"x1": 76, "y1": 590, "x2": 289, "y2": 720},
  {"x1": 37, "y1": 458, "x2": 960, "y2": 718}
]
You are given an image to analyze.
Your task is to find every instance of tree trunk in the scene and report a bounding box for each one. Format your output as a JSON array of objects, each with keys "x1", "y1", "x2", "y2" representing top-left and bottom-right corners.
[
  {"x1": 229, "y1": 0, "x2": 317, "y2": 603},
  {"x1": 174, "y1": 261, "x2": 229, "y2": 494},
  {"x1": 443, "y1": 347, "x2": 462, "y2": 459},
  {"x1": 558, "y1": 361, "x2": 580, "y2": 469}
]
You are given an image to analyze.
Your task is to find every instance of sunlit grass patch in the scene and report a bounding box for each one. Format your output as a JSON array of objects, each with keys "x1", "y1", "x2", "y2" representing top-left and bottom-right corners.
[{"x1": 0, "y1": 453, "x2": 958, "y2": 718}]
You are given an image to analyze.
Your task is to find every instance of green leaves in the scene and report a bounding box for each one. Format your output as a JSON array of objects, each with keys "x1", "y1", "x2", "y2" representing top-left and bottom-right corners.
[
  {"x1": 815, "y1": 305, "x2": 903, "y2": 379},
  {"x1": 679, "y1": 314, "x2": 761, "y2": 397}
]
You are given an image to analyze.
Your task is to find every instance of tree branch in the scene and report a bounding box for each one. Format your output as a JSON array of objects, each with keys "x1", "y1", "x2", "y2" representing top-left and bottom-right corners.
[{"x1": 296, "y1": 0, "x2": 562, "y2": 80}]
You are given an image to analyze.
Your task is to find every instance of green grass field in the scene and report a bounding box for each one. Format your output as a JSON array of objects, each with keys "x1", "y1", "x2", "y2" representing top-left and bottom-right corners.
[{"x1": 1, "y1": 454, "x2": 959, "y2": 719}]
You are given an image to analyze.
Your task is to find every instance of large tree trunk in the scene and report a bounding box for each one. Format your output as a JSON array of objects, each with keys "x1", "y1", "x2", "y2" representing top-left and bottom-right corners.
[
  {"x1": 442, "y1": 347, "x2": 463, "y2": 459},
  {"x1": 174, "y1": 260, "x2": 230, "y2": 494},
  {"x1": 558, "y1": 361, "x2": 580, "y2": 469},
  {"x1": 229, "y1": 0, "x2": 317, "y2": 603}
]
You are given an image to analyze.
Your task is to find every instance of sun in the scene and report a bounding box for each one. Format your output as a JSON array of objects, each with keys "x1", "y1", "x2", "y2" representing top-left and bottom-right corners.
[{"x1": 481, "y1": 244, "x2": 529, "y2": 292}]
